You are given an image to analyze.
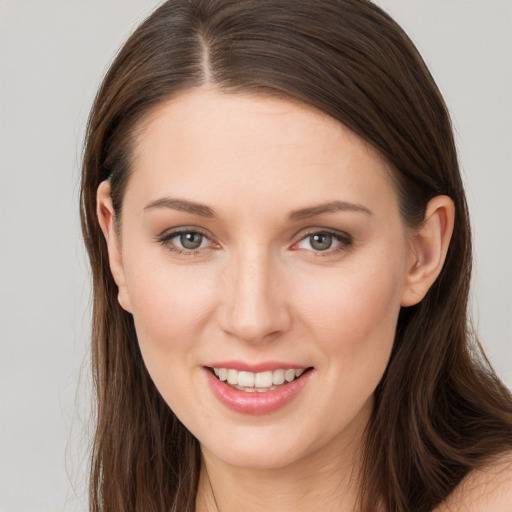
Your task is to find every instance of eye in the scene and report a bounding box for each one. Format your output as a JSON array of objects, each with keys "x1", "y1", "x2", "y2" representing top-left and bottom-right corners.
[
  {"x1": 307, "y1": 232, "x2": 334, "y2": 251},
  {"x1": 158, "y1": 229, "x2": 213, "y2": 254},
  {"x1": 294, "y1": 230, "x2": 352, "y2": 254},
  {"x1": 177, "y1": 231, "x2": 206, "y2": 250}
]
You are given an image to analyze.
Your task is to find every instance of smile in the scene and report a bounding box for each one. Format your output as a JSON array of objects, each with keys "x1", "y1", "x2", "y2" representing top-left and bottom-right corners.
[
  {"x1": 212, "y1": 367, "x2": 306, "y2": 392},
  {"x1": 205, "y1": 365, "x2": 313, "y2": 415}
]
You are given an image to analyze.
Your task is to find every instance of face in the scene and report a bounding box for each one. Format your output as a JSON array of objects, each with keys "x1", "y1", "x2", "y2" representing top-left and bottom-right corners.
[{"x1": 102, "y1": 89, "x2": 419, "y2": 470}]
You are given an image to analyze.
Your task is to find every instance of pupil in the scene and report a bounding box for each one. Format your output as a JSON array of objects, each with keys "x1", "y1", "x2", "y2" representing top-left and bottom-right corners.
[
  {"x1": 180, "y1": 232, "x2": 202, "y2": 249},
  {"x1": 310, "y1": 233, "x2": 332, "y2": 251}
]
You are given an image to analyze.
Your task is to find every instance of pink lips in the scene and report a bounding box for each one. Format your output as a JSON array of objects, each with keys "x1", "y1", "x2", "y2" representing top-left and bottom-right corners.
[{"x1": 204, "y1": 363, "x2": 312, "y2": 415}]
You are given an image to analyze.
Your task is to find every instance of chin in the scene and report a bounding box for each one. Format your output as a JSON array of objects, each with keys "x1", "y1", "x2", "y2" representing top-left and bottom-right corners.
[
  {"x1": 197, "y1": 414, "x2": 360, "y2": 472},
  {"x1": 203, "y1": 436, "x2": 308, "y2": 470}
]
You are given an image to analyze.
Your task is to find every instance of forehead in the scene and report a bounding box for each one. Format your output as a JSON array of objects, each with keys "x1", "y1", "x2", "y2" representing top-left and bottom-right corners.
[{"x1": 126, "y1": 88, "x2": 398, "y2": 215}]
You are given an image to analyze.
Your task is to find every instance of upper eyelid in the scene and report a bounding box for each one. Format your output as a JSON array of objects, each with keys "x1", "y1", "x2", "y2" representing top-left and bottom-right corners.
[
  {"x1": 157, "y1": 226, "x2": 212, "y2": 240},
  {"x1": 157, "y1": 228, "x2": 217, "y2": 255},
  {"x1": 156, "y1": 227, "x2": 215, "y2": 251},
  {"x1": 156, "y1": 226, "x2": 352, "y2": 249},
  {"x1": 291, "y1": 229, "x2": 353, "y2": 255},
  {"x1": 293, "y1": 227, "x2": 352, "y2": 242}
]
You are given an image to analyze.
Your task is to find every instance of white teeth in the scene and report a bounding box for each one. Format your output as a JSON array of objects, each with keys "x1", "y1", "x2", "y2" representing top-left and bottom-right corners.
[
  {"x1": 212, "y1": 367, "x2": 307, "y2": 389},
  {"x1": 227, "y1": 369, "x2": 238, "y2": 385},
  {"x1": 284, "y1": 369, "x2": 296, "y2": 382},
  {"x1": 234, "y1": 384, "x2": 277, "y2": 393},
  {"x1": 237, "y1": 371, "x2": 255, "y2": 387},
  {"x1": 254, "y1": 371, "x2": 273, "y2": 388},
  {"x1": 273, "y1": 369, "x2": 285, "y2": 385}
]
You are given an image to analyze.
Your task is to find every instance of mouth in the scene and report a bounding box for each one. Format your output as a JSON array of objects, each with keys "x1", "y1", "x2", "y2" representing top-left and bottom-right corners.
[
  {"x1": 205, "y1": 364, "x2": 314, "y2": 415},
  {"x1": 208, "y1": 366, "x2": 313, "y2": 393}
]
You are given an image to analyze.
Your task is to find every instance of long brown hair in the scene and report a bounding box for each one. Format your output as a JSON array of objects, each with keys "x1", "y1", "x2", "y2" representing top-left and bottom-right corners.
[{"x1": 80, "y1": 1, "x2": 512, "y2": 510}]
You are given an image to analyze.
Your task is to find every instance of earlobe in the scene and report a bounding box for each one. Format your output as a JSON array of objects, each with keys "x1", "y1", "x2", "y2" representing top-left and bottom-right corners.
[
  {"x1": 96, "y1": 181, "x2": 133, "y2": 313},
  {"x1": 400, "y1": 195, "x2": 455, "y2": 307}
]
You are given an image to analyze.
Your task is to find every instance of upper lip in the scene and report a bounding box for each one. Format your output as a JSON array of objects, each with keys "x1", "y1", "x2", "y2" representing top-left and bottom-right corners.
[{"x1": 204, "y1": 360, "x2": 310, "y2": 373}]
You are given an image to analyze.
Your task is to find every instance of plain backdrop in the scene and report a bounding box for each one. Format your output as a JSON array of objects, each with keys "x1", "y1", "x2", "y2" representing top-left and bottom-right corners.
[{"x1": 0, "y1": 1, "x2": 510, "y2": 511}]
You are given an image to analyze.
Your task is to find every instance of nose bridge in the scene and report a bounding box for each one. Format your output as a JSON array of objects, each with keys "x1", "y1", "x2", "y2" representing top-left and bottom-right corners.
[{"x1": 221, "y1": 243, "x2": 290, "y2": 342}]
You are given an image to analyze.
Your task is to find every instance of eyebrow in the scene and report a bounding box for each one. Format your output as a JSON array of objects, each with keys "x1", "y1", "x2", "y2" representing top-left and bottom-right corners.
[
  {"x1": 143, "y1": 197, "x2": 372, "y2": 220},
  {"x1": 143, "y1": 197, "x2": 215, "y2": 217},
  {"x1": 288, "y1": 201, "x2": 372, "y2": 221}
]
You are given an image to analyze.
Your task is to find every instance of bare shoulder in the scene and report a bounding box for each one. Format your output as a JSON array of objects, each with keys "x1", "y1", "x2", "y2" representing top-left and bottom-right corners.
[{"x1": 434, "y1": 451, "x2": 512, "y2": 512}]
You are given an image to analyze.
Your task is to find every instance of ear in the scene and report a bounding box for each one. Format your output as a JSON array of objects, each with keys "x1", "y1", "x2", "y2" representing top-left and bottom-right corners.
[
  {"x1": 400, "y1": 195, "x2": 455, "y2": 307},
  {"x1": 96, "y1": 181, "x2": 133, "y2": 313}
]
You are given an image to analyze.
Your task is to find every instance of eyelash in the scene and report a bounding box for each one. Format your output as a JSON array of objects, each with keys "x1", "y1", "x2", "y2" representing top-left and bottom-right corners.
[
  {"x1": 156, "y1": 228, "x2": 353, "y2": 257},
  {"x1": 157, "y1": 228, "x2": 214, "y2": 256},
  {"x1": 293, "y1": 229, "x2": 353, "y2": 257}
]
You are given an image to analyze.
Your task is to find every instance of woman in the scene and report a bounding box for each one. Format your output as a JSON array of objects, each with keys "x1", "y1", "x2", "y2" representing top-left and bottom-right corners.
[{"x1": 80, "y1": 0, "x2": 512, "y2": 510}]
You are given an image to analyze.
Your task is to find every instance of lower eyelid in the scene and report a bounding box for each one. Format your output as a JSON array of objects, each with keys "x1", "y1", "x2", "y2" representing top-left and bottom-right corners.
[
  {"x1": 308, "y1": 240, "x2": 353, "y2": 258},
  {"x1": 157, "y1": 229, "x2": 213, "y2": 251},
  {"x1": 295, "y1": 231, "x2": 352, "y2": 248},
  {"x1": 156, "y1": 229, "x2": 352, "y2": 256}
]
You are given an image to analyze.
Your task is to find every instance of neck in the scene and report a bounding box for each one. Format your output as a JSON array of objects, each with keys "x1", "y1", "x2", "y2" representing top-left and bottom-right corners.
[{"x1": 195, "y1": 415, "x2": 368, "y2": 512}]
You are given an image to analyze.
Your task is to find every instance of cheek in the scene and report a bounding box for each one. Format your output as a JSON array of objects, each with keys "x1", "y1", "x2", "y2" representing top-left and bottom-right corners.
[
  {"x1": 122, "y1": 253, "x2": 219, "y2": 358},
  {"x1": 290, "y1": 254, "x2": 404, "y2": 436},
  {"x1": 295, "y1": 251, "x2": 405, "y2": 360},
  {"x1": 121, "y1": 257, "x2": 222, "y2": 419}
]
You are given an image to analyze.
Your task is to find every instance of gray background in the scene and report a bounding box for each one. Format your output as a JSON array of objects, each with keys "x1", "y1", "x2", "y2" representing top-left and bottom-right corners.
[{"x1": 0, "y1": 1, "x2": 510, "y2": 511}]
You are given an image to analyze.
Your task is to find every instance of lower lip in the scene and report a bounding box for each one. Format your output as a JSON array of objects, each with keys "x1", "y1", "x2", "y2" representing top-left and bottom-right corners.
[{"x1": 205, "y1": 368, "x2": 312, "y2": 415}]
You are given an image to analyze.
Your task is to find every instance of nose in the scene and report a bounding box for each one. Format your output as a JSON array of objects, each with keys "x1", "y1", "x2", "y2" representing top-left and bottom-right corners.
[{"x1": 219, "y1": 247, "x2": 292, "y2": 343}]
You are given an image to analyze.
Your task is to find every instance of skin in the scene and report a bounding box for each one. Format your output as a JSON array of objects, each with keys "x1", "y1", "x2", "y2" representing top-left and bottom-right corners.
[
  {"x1": 98, "y1": 89, "x2": 457, "y2": 511},
  {"x1": 434, "y1": 454, "x2": 512, "y2": 512}
]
